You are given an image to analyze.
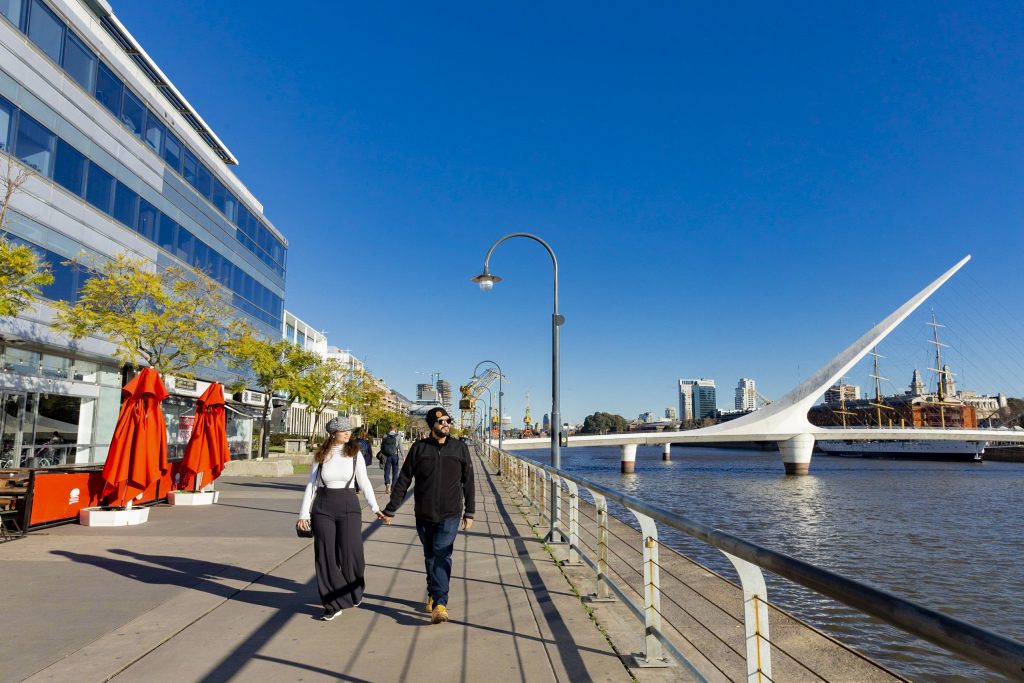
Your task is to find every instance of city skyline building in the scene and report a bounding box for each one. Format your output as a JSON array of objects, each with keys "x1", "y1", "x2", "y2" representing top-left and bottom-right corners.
[
  {"x1": 824, "y1": 383, "x2": 862, "y2": 405},
  {"x1": 435, "y1": 378, "x2": 452, "y2": 410},
  {"x1": 678, "y1": 379, "x2": 696, "y2": 421},
  {"x1": 693, "y1": 378, "x2": 717, "y2": 420},
  {"x1": 735, "y1": 377, "x2": 757, "y2": 411},
  {"x1": 0, "y1": 0, "x2": 287, "y2": 465}
]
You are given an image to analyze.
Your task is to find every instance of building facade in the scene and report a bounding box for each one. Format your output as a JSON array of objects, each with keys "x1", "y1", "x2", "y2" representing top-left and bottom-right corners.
[
  {"x1": 678, "y1": 379, "x2": 696, "y2": 421},
  {"x1": 0, "y1": 0, "x2": 286, "y2": 466},
  {"x1": 735, "y1": 377, "x2": 757, "y2": 411},
  {"x1": 692, "y1": 379, "x2": 717, "y2": 420}
]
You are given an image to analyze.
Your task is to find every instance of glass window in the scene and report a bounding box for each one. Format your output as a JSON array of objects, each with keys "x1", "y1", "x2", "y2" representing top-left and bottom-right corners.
[
  {"x1": 210, "y1": 178, "x2": 227, "y2": 214},
  {"x1": 0, "y1": 0, "x2": 24, "y2": 28},
  {"x1": 234, "y1": 203, "x2": 249, "y2": 231},
  {"x1": 193, "y1": 238, "x2": 208, "y2": 271},
  {"x1": 163, "y1": 130, "x2": 182, "y2": 172},
  {"x1": 175, "y1": 225, "x2": 194, "y2": 263},
  {"x1": 120, "y1": 88, "x2": 144, "y2": 137},
  {"x1": 53, "y1": 138, "x2": 86, "y2": 195},
  {"x1": 62, "y1": 29, "x2": 96, "y2": 92},
  {"x1": 143, "y1": 111, "x2": 164, "y2": 155},
  {"x1": 112, "y1": 181, "x2": 138, "y2": 228},
  {"x1": 27, "y1": 0, "x2": 64, "y2": 64},
  {"x1": 181, "y1": 147, "x2": 198, "y2": 187},
  {"x1": 15, "y1": 111, "x2": 55, "y2": 176},
  {"x1": 137, "y1": 198, "x2": 158, "y2": 241},
  {"x1": 85, "y1": 162, "x2": 113, "y2": 213},
  {"x1": 41, "y1": 251, "x2": 75, "y2": 302},
  {"x1": 94, "y1": 61, "x2": 122, "y2": 117},
  {"x1": 223, "y1": 192, "x2": 238, "y2": 224},
  {"x1": 208, "y1": 249, "x2": 222, "y2": 283},
  {"x1": 157, "y1": 213, "x2": 177, "y2": 252},
  {"x1": 0, "y1": 96, "x2": 16, "y2": 152},
  {"x1": 229, "y1": 263, "x2": 242, "y2": 293},
  {"x1": 3, "y1": 347, "x2": 39, "y2": 375},
  {"x1": 195, "y1": 161, "x2": 212, "y2": 199}
]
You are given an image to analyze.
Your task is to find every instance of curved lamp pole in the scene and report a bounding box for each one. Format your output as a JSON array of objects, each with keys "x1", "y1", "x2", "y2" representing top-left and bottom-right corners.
[
  {"x1": 472, "y1": 233, "x2": 566, "y2": 543},
  {"x1": 473, "y1": 359, "x2": 504, "y2": 474}
]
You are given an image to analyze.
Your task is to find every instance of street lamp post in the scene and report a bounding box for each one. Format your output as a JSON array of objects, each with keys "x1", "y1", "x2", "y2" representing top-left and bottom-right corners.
[
  {"x1": 473, "y1": 359, "x2": 504, "y2": 474},
  {"x1": 472, "y1": 233, "x2": 566, "y2": 543}
]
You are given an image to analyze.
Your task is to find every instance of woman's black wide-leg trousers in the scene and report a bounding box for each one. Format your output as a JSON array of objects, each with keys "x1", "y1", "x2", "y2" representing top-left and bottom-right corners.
[{"x1": 311, "y1": 487, "x2": 365, "y2": 614}]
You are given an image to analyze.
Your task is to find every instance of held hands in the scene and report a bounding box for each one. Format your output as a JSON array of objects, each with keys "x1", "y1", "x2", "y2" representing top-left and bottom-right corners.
[
  {"x1": 296, "y1": 519, "x2": 311, "y2": 533},
  {"x1": 460, "y1": 516, "x2": 473, "y2": 531},
  {"x1": 376, "y1": 511, "x2": 392, "y2": 525}
]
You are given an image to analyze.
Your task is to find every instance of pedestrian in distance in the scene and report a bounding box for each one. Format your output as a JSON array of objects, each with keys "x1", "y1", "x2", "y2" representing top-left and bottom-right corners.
[
  {"x1": 355, "y1": 428, "x2": 373, "y2": 468},
  {"x1": 380, "y1": 407, "x2": 474, "y2": 624},
  {"x1": 381, "y1": 425, "x2": 402, "y2": 494},
  {"x1": 296, "y1": 416, "x2": 387, "y2": 621}
]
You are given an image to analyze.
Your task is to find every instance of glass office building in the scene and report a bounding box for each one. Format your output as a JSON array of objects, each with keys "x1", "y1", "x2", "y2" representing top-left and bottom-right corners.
[{"x1": 0, "y1": 0, "x2": 286, "y2": 466}]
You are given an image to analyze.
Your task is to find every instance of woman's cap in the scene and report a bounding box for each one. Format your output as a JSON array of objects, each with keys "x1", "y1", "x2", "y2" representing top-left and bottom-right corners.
[{"x1": 325, "y1": 416, "x2": 353, "y2": 433}]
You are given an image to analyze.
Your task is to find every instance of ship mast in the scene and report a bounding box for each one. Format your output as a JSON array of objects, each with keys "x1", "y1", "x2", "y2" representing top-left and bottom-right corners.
[
  {"x1": 868, "y1": 347, "x2": 891, "y2": 428},
  {"x1": 927, "y1": 311, "x2": 951, "y2": 428}
]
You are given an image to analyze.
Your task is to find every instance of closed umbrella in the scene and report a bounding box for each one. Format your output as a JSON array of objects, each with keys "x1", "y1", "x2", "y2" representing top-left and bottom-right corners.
[
  {"x1": 102, "y1": 368, "x2": 169, "y2": 507},
  {"x1": 180, "y1": 382, "x2": 230, "y2": 490}
]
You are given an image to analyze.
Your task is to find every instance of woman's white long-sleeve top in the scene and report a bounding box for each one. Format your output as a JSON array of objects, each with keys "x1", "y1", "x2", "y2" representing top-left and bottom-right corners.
[{"x1": 298, "y1": 448, "x2": 379, "y2": 519}]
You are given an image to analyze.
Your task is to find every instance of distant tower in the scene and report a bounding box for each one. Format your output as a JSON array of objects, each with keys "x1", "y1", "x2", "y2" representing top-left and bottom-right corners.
[
  {"x1": 542, "y1": 413, "x2": 551, "y2": 431},
  {"x1": 940, "y1": 364, "x2": 956, "y2": 398},
  {"x1": 665, "y1": 407, "x2": 677, "y2": 420},
  {"x1": 909, "y1": 369, "x2": 925, "y2": 396},
  {"x1": 416, "y1": 383, "x2": 436, "y2": 401},
  {"x1": 735, "y1": 378, "x2": 757, "y2": 411},
  {"x1": 678, "y1": 379, "x2": 697, "y2": 421},
  {"x1": 436, "y1": 379, "x2": 452, "y2": 410},
  {"x1": 693, "y1": 379, "x2": 717, "y2": 419}
]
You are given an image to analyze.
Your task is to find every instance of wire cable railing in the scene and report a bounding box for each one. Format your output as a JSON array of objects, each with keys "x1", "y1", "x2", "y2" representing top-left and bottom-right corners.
[{"x1": 479, "y1": 441, "x2": 1024, "y2": 682}]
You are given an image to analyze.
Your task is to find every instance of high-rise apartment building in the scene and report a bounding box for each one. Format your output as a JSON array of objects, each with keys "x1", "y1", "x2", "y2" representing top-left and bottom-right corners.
[
  {"x1": 416, "y1": 383, "x2": 438, "y2": 402},
  {"x1": 735, "y1": 378, "x2": 757, "y2": 411},
  {"x1": 824, "y1": 383, "x2": 861, "y2": 405},
  {"x1": 665, "y1": 407, "x2": 677, "y2": 420},
  {"x1": 435, "y1": 378, "x2": 451, "y2": 410},
  {"x1": 678, "y1": 379, "x2": 696, "y2": 421},
  {"x1": 0, "y1": 0, "x2": 287, "y2": 465},
  {"x1": 680, "y1": 378, "x2": 716, "y2": 420}
]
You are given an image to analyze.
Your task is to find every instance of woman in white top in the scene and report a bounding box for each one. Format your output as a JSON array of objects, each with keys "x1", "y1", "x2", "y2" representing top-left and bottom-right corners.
[{"x1": 297, "y1": 416, "x2": 386, "y2": 620}]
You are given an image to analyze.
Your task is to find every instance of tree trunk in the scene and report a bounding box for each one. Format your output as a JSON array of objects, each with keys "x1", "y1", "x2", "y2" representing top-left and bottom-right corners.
[{"x1": 259, "y1": 396, "x2": 271, "y2": 459}]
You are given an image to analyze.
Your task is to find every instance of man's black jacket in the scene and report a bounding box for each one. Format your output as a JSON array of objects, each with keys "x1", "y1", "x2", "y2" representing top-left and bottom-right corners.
[{"x1": 382, "y1": 436, "x2": 474, "y2": 522}]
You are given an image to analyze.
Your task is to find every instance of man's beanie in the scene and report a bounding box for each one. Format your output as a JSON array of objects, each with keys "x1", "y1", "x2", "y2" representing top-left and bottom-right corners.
[{"x1": 426, "y1": 407, "x2": 451, "y2": 426}]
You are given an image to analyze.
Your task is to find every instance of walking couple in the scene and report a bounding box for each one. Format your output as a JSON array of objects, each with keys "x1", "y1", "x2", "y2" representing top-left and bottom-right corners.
[{"x1": 296, "y1": 407, "x2": 475, "y2": 624}]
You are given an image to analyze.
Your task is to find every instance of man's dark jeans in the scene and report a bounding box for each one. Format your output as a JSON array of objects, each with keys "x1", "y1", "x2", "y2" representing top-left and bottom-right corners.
[
  {"x1": 415, "y1": 515, "x2": 460, "y2": 607},
  {"x1": 384, "y1": 455, "x2": 400, "y2": 487}
]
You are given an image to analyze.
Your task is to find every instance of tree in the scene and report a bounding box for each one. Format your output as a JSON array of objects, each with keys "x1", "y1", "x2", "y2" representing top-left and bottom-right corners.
[
  {"x1": 231, "y1": 335, "x2": 319, "y2": 459},
  {"x1": 52, "y1": 253, "x2": 242, "y2": 377},
  {"x1": 580, "y1": 411, "x2": 629, "y2": 434},
  {"x1": 293, "y1": 358, "x2": 349, "y2": 442},
  {"x1": 0, "y1": 157, "x2": 53, "y2": 318}
]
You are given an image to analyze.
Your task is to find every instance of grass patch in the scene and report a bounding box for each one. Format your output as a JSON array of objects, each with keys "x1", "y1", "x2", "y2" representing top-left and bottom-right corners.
[{"x1": 294, "y1": 464, "x2": 311, "y2": 475}]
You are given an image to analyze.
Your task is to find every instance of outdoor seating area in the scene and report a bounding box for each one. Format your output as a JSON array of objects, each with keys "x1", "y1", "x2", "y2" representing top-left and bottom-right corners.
[{"x1": 0, "y1": 469, "x2": 28, "y2": 539}]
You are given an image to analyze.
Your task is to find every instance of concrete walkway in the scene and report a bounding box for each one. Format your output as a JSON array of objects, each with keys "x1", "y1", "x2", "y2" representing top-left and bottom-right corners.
[{"x1": 1, "y1": 452, "x2": 632, "y2": 682}]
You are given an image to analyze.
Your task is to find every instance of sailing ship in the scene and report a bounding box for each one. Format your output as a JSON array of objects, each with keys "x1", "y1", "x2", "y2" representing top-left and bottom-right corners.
[{"x1": 814, "y1": 313, "x2": 987, "y2": 462}]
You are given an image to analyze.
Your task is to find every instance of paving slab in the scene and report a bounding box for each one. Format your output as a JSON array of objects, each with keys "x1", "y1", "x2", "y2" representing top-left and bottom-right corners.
[{"x1": 2, "y1": 452, "x2": 631, "y2": 683}]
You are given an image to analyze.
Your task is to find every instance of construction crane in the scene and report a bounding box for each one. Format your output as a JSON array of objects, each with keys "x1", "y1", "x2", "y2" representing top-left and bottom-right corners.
[
  {"x1": 457, "y1": 369, "x2": 501, "y2": 431},
  {"x1": 522, "y1": 391, "x2": 534, "y2": 437}
]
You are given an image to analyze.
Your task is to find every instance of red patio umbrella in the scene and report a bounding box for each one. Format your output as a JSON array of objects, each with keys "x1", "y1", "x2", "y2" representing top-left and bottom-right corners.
[
  {"x1": 102, "y1": 368, "x2": 169, "y2": 507},
  {"x1": 179, "y1": 382, "x2": 230, "y2": 490}
]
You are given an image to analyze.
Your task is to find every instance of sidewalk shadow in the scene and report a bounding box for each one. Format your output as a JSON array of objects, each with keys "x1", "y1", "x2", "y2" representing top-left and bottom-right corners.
[{"x1": 50, "y1": 548, "x2": 319, "y2": 612}]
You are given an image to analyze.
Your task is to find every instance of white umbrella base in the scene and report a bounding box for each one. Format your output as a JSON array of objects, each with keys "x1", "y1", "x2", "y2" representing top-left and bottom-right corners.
[
  {"x1": 167, "y1": 490, "x2": 220, "y2": 505},
  {"x1": 79, "y1": 506, "x2": 150, "y2": 526}
]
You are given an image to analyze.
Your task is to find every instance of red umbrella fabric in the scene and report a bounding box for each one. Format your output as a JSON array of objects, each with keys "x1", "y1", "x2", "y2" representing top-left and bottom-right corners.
[
  {"x1": 102, "y1": 368, "x2": 169, "y2": 506},
  {"x1": 180, "y1": 382, "x2": 230, "y2": 490}
]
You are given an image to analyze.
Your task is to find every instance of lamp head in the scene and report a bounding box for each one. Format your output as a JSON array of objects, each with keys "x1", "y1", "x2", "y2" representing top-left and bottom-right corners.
[{"x1": 471, "y1": 271, "x2": 502, "y2": 292}]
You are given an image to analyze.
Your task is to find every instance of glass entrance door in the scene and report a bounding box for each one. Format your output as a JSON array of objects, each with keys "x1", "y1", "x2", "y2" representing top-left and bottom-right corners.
[{"x1": 1, "y1": 392, "x2": 31, "y2": 468}]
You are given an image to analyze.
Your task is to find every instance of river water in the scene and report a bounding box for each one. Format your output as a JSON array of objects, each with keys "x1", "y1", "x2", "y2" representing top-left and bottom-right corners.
[{"x1": 521, "y1": 446, "x2": 1024, "y2": 682}]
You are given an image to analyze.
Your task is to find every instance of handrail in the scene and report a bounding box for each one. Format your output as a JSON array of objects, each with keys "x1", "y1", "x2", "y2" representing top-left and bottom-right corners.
[{"x1": 482, "y1": 442, "x2": 1024, "y2": 680}]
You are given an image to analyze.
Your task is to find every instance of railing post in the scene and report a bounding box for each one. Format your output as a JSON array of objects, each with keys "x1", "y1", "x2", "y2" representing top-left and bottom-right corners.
[
  {"x1": 562, "y1": 479, "x2": 582, "y2": 566},
  {"x1": 585, "y1": 491, "x2": 615, "y2": 603},
  {"x1": 722, "y1": 551, "x2": 773, "y2": 682},
  {"x1": 628, "y1": 510, "x2": 670, "y2": 667}
]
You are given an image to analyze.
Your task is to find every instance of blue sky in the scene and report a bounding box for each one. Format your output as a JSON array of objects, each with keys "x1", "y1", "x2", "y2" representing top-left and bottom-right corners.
[{"x1": 117, "y1": 1, "x2": 1024, "y2": 425}]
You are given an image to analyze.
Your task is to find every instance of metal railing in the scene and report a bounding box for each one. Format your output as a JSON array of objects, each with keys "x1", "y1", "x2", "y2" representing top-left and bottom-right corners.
[{"x1": 479, "y1": 442, "x2": 1024, "y2": 682}]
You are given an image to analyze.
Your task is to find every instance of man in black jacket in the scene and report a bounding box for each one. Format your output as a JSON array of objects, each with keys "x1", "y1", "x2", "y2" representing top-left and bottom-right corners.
[{"x1": 381, "y1": 407, "x2": 474, "y2": 624}]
